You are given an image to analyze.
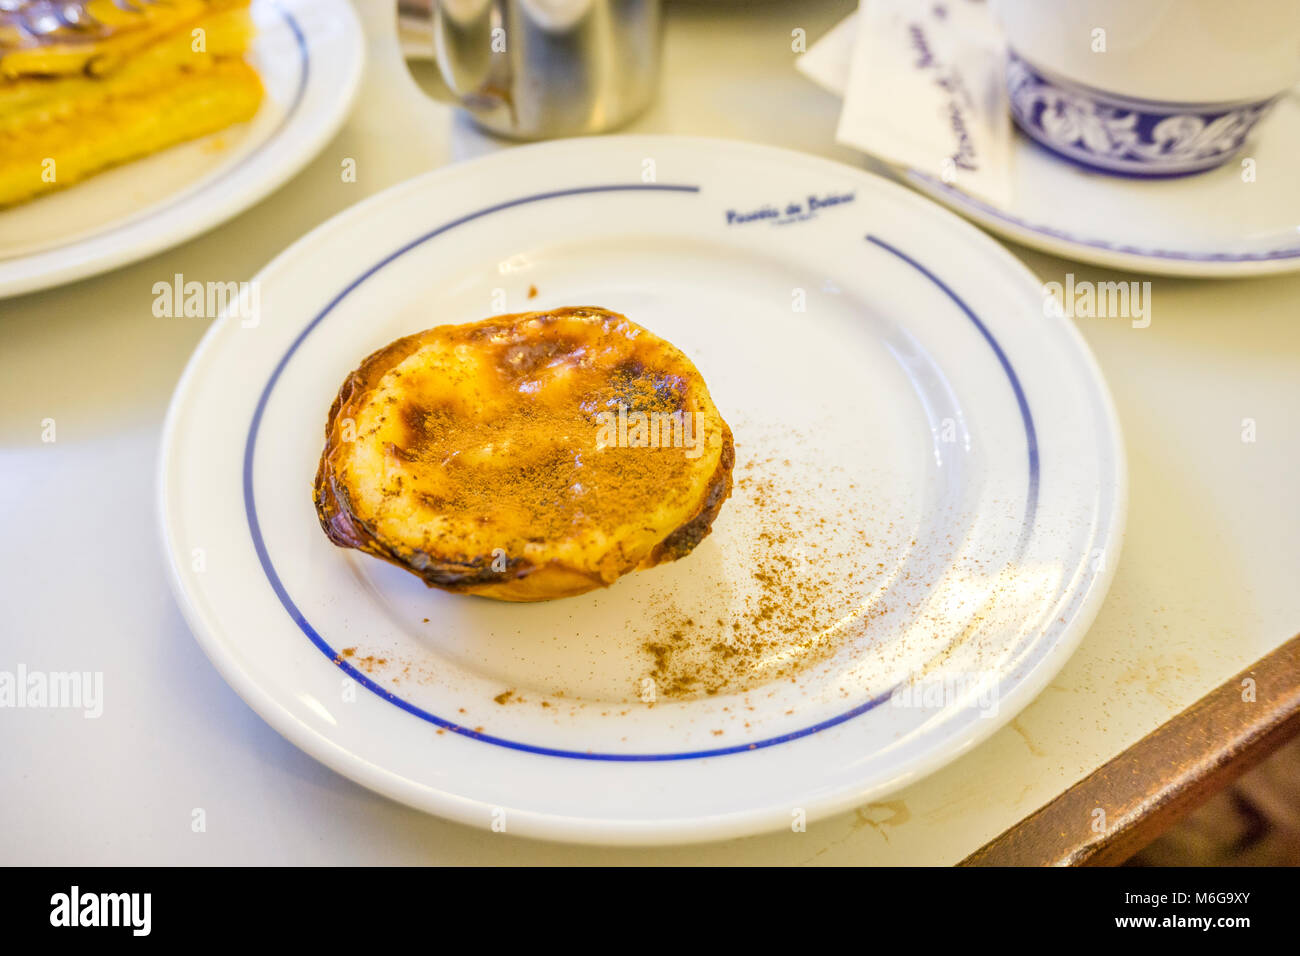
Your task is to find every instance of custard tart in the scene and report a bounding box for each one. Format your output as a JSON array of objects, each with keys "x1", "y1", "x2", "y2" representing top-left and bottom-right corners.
[
  {"x1": 0, "y1": 0, "x2": 263, "y2": 208},
  {"x1": 313, "y1": 307, "x2": 735, "y2": 602}
]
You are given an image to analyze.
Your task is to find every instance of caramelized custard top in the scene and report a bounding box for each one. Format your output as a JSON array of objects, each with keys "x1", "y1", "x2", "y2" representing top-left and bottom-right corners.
[{"x1": 326, "y1": 307, "x2": 731, "y2": 582}]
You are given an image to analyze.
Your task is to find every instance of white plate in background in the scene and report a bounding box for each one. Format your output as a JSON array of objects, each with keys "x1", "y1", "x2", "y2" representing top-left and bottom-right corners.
[
  {"x1": 902, "y1": 90, "x2": 1300, "y2": 278},
  {"x1": 797, "y1": 13, "x2": 1300, "y2": 277},
  {"x1": 0, "y1": 0, "x2": 363, "y2": 298}
]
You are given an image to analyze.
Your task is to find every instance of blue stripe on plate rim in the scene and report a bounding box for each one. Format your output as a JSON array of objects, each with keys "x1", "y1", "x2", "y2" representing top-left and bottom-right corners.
[{"x1": 241, "y1": 183, "x2": 1041, "y2": 761}]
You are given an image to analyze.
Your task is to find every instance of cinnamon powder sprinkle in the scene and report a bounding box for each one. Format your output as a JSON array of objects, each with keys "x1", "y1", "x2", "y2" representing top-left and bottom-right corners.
[{"x1": 636, "y1": 450, "x2": 888, "y2": 700}]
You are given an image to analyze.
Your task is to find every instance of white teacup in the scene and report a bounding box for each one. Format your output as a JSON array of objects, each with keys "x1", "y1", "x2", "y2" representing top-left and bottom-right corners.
[{"x1": 991, "y1": 0, "x2": 1300, "y2": 176}]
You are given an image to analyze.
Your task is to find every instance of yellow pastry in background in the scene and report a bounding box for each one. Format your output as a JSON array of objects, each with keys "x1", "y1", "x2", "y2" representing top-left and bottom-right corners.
[{"x1": 0, "y1": 0, "x2": 263, "y2": 208}]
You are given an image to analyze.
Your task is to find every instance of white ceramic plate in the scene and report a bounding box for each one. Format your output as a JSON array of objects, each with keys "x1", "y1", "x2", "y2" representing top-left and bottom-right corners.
[
  {"x1": 159, "y1": 136, "x2": 1126, "y2": 845},
  {"x1": 901, "y1": 90, "x2": 1300, "y2": 278},
  {"x1": 0, "y1": 0, "x2": 363, "y2": 299}
]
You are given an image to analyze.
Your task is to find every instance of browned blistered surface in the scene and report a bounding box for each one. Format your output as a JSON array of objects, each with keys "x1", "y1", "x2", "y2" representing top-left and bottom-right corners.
[{"x1": 314, "y1": 307, "x2": 735, "y2": 602}]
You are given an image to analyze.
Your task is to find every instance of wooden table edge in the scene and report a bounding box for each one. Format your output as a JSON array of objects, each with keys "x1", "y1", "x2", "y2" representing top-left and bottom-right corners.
[{"x1": 960, "y1": 633, "x2": 1300, "y2": 867}]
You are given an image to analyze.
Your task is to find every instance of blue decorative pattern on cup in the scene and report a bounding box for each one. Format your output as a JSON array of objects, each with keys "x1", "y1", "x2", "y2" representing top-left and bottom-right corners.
[{"x1": 1006, "y1": 51, "x2": 1277, "y2": 177}]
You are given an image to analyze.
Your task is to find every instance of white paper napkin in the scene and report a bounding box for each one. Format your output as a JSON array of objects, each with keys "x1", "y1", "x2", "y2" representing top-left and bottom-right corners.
[
  {"x1": 801, "y1": 0, "x2": 1013, "y2": 206},
  {"x1": 795, "y1": 9, "x2": 858, "y2": 96}
]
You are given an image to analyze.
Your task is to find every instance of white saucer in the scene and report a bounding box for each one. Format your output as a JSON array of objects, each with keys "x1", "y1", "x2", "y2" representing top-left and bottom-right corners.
[
  {"x1": 159, "y1": 136, "x2": 1126, "y2": 844},
  {"x1": 903, "y1": 89, "x2": 1300, "y2": 277},
  {"x1": 0, "y1": 0, "x2": 363, "y2": 299},
  {"x1": 797, "y1": 16, "x2": 1300, "y2": 278}
]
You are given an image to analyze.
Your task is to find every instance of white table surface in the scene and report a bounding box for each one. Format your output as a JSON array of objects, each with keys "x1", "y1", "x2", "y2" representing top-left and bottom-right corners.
[{"x1": 3, "y1": 0, "x2": 1298, "y2": 865}]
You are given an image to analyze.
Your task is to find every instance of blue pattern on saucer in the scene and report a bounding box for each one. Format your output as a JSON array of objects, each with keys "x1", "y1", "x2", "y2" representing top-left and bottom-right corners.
[{"x1": 1006, "y1": 51, "x2": 1276, "y2": 177}]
